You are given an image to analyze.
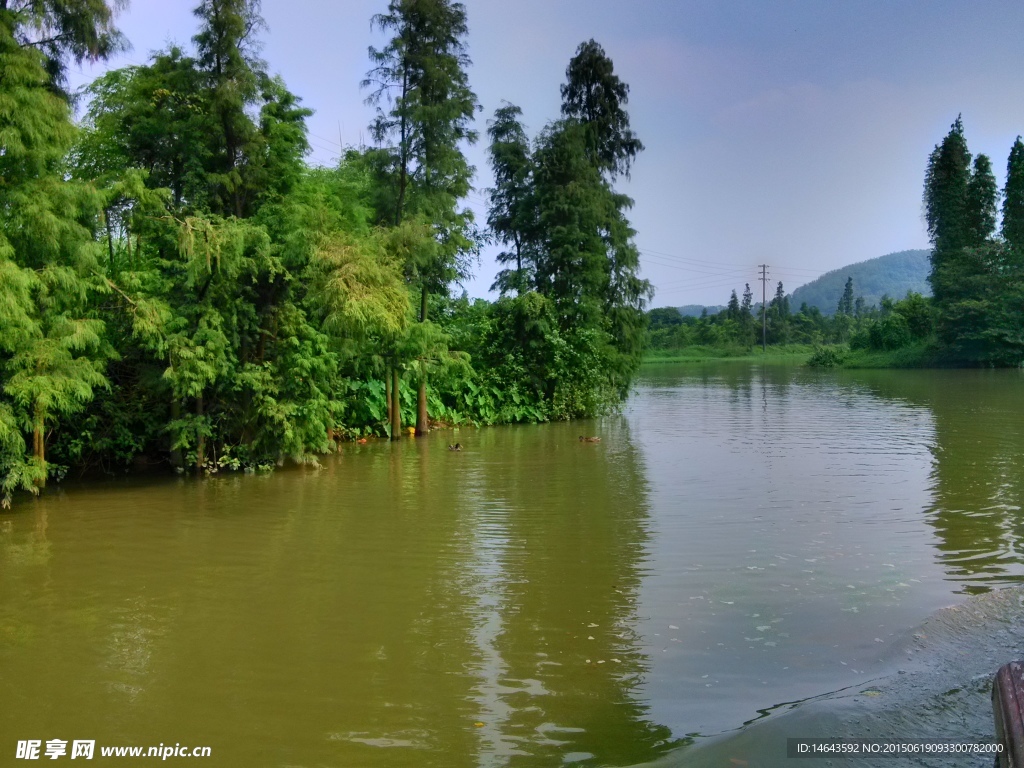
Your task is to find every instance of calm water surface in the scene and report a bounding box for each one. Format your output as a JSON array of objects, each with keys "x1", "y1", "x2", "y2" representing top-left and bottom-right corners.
[{"x1": 2, "y1": 363, "x2": 1024, "y2": 766}]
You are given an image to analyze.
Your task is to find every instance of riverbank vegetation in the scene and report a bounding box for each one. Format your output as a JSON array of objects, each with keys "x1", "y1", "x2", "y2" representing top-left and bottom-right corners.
[
  {"x1": 0, "y1": 0, "x2": 650, "y2": 503},
  {"x1": 647, "y1": 116, "x2": 1024, "y2": 372},
  {"x1": 646, "y1": 281, "x2": 934, "y2": 364}
]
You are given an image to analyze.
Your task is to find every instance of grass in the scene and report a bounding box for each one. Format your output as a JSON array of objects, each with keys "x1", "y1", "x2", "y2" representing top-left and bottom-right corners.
[
  {"x1": 643, "y1": 344, "x2": 815, "y2": 365},
  {"x1": 840, "y1": 341, "x2": 943, "y2": 368},
  {"x1": 805, "y1": 341, "x2": 946, "y2": 369},
  {"x1": 645, "y1": 341, "x2": 947, "y2": 369}
]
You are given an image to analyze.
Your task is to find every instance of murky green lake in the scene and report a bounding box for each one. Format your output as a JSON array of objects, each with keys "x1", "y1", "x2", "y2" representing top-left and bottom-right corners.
[{"x1": 2, "y1": 363, "x2": 1024, "y2": 766}]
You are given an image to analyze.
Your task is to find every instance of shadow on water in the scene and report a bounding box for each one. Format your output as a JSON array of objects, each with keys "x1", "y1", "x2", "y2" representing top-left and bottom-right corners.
[
  {"x1": 0, "y1": 419, "x2": 681, "y2": 767},
  {"x1": 838, "y1": 368, "x2": 1024, "y2": 594},
  {"x1": 457, "y1": 419, "x2": 688, "y2": 765},
  {"x1": 640, "y1": 363, "x2": 1024, "y2": 595},
  {"x1": 634, "y1": 363, "x2": 1024, "y2": 766}
]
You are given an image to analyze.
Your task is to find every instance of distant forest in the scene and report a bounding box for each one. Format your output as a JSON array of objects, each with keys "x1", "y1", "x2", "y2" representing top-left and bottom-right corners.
[
  {"x1": 669, "y1": 249, "x2": 930, "y2": 319},
  {"x1": 650, "y1": 116, "x2": 1024, "y2": 369}
]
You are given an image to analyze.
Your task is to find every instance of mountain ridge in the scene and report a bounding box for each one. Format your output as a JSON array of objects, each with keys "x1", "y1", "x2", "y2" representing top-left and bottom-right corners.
[{"x1": 789, "y1": 249, "x2": 931, "y2": 315}]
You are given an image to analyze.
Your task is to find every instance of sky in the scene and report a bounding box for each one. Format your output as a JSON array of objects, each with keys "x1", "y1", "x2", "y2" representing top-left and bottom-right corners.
[{"x1": 66, "y1": 0, "x2": 1024, "y2": 308}]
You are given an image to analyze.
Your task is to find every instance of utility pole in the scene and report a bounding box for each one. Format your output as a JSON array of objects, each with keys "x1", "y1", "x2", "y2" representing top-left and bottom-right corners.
[{"x1": 759, "y1": 264, "x2": 769, "y2": 352}]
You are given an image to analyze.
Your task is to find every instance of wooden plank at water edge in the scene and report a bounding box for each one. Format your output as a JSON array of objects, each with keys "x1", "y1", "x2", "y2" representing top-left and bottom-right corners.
[{"x1": 993, "y1": 660, "x2": 1024, "y2": 767}]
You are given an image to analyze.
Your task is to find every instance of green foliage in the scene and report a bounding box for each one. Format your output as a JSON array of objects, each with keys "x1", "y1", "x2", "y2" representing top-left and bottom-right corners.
[
  {"x1": 868, "y1": 313, "x2": 912, "y2": 350},
  {"x1": 837, "y1": 277, "x2": 854, "y2": 315},
  {"x1": 3, "y1": 0, "x2": 127, "y2": 94},
  {"x1": 924, "y1": 115, "x2": 972, "y2": 260},
  {"x1": 965, "y1": 153, "x2": 998, "y2": 246},
  {"x1": 74, "y1": 50, "x2": 213, "y2": 209},
  {"x1": 305, "y1": 230, "x2": 409, "y2": 340},
  {"x1": 806, "y1": 345, "x2": 847, "y2": 368},
  {"x1": 932, "y1": 241, "x2": 1024, "y2": 365},
  {"x1": 1002, "y1": 137, "x2": 1024, "y2": 249},
  {"x1": 487, "y1": 103, "x2": 535, "y2": 294},
  {"x1": 0, "y1": 2, "x2": 658, "y2": 501},
  {"x1": 922, "y1": 119, "x2": 1024, "y2": 366},
  {"x1": 560, "y1": 39, "x2": 643, "y2": 180},
  {"x1": 0, "y1": 7, "x2": 116, "y2": 495},
  {"x1": 894, "y1": 291, "x2": 933, "y2": 339},
  {"x1": 363, "y1": 0, "x2": 478, "y2": 248}
]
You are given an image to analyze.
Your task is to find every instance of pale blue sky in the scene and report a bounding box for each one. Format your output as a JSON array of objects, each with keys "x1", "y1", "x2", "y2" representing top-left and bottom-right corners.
[{"x1": 67, "y1": 1, "x2": 1024, "y2": 307}]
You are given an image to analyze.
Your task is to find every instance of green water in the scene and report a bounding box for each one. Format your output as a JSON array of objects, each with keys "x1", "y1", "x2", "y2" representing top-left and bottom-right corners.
[{"x1": 2, "y1": 363, "x2": 1023, "y2": 766}]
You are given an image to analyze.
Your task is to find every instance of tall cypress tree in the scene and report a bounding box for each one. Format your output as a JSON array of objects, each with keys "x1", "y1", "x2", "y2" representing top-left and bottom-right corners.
[
  {"x1": 923, "y1": 116, "x2": 972, "y2": 302},
  {"x1": 726, "y1": 290, "x2": 740, "y2": 320},
  {"x1": 773, "y1": 281, "x2": 788, "y2": 319},
  {"x1": 487, "y1": 102, "x2": 535, "y2": 295},
  {"x1": 740, "y1": 283, "x2": 754, "y2": 345},
  {"x1": 363, "y1": 0, "x2": 479, "y2": 436},
  {"x1": 1002, "y1": 137, "x2": 1024, "y2": 252},
  {"x1": 964, "y1": 153, "x2": 998, "y2": 247},
  {"x1": 837, "y1": 277, "x2": 854, "y2": 315},
  {"x1": 563, "y1": 39, "x2": 649, "y2": 380},
  {"x1": 560, "y1": 39, "x2": 643, "y2": 181},
  {"x1": 192, "y1": 0, "x2": 266, "y2": 218},
  {"x1": 528, "y1": 41, "x2": 650, "y2": 401},
  {"x1": 532, "y1": 122, "x2": 608, "y2": 329}
]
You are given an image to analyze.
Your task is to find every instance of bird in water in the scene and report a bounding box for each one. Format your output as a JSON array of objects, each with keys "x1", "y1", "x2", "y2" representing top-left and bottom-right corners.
[
  {"x1": 448, "y1": 443, "x2": 463, "y2": 451},
  {"x1": 579, "y1": 436, "x2": 601, "y2": 443}
]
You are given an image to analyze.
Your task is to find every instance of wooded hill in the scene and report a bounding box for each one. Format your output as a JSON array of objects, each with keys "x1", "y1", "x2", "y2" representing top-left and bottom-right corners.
[{"x1": 790, "y1": 249, "x2": 931, "y2": 314}]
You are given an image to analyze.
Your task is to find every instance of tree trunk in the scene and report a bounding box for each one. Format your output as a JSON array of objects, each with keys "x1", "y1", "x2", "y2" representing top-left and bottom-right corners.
[
  {"x1": 416, "y1": 379, "x2": 428, "y2": 436},
  {"x1": 396, "y1": 68, "x2": 408, "y2": 227},
  {"x1": 32, "y1": 407, "x2": 45, "y2": 489},
  {"x1": 416, "y1": 285, "x2": 429, "y2": 435},
  {"x1": 170, "y1": 397, "x2": 183, "y2": 468},
  {"x1": 105, "y1": 210, "x2": 116, "y2": 271},
  {"x1": 385, "y1": 368, "x2": 393, "y2": 426},
  {"x1": 390, "y1": 367, "x2": 402, "y2": 441},
  {"x1": 196, "y1": 394, "x2": 205, "y2": 472}
]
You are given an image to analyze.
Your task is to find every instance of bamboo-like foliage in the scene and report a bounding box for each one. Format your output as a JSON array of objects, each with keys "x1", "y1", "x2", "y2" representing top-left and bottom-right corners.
[
  {"x1": 0, "y1": 1, "x2": 655, "y2": 501},
  {"x1": 306, "y1": 232, "x2": 409, "y2": 340}
]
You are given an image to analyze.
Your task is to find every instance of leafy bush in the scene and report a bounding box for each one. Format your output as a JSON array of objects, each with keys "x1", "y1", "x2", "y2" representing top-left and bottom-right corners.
[
  {"x1": 869, "y1": 314, "x2": 912, "y2": 350},
  {"x1": 806, "y1": 346, "x2": 847, "y2": 368}
]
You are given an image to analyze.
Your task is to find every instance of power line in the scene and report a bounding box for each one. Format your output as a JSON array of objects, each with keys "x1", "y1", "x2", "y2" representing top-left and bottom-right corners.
[{"x1": 641, "y1": 256, "x2": 754, "y2": 278}]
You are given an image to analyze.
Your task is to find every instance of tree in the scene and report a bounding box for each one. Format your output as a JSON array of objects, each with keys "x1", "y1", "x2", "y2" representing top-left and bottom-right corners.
[
  {"x1": 560, "y1": 40, "x2": 650, "y2": 392},
  {"x1": 1002, "y1": 137, "x2": 1024, "y2": 251},
  {"x1": 487, "y1": 102, "x2": 535, "y2": 294},
  {"x1": 964, "y1": 153, "x2": 998, "y2": 247},
  {"x1": 924, "y1": 116, "x2": 972, "y2": 302},
  {"x1": 0, "y1": 3, "x2": 121, "y2": 494},
  {"x1": 560, "y1": 39, "x2": 643, "y2": 180},
  {"x1": 2, "y1": 0, "x2": 126, "y2": 94},
  {"x1": 742, "y1": 284, "x2": 754, "y2": 316},
  {"x1": 931, "y1": 241, "x2": 1024, "y2": 365},
  {"x1": 363, "y1": 0, "x2": 480, "y2": 436},
  {"x1": 525, "y1": 39, "x2": 651, "y2": 404},
  {"x1": 532, "y1": 122, "x2": 608, "y2": 330},
  {"x1": 726, "y1": 290, "x2": 740, "y2": 320},
  {"x1": 774, "y1": 281, "x2": 788, "y2": 318},
  {"x1": 837, "y1": 277, "x2": 854, "y2": 315},
  {"x1": 192, "y1": 0, "x2": 268, "y2": 218},
  {"x1": 75, "y1": 48, "x2": 213, "y2": 210},
  {"x1": 767, "y1": 281, "x2": 789, "y2": 344}
]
